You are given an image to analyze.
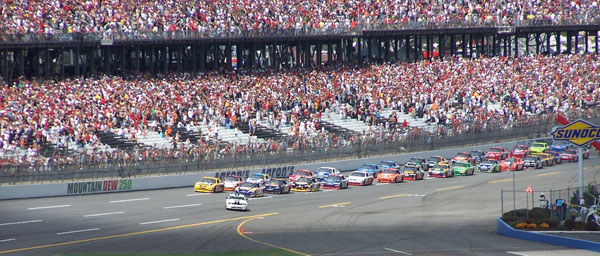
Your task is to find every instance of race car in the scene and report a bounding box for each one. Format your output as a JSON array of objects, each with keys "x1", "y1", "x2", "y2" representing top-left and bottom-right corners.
[
  {"x1": 560, "y1": 148, "x2": 590, "y2": 162},
  {"x1": 546, "y1": 150, "x2": 563, "y2": 164},
  {"x1": 550, "y1": 140, "x2": 572, "y2": 152},
  {"x1": 246, "y1": 173, "x2": 270, "y2": 186},
  {"x1": 510, "y1": 144, "x2": 530, "y2": 159},
  {"x1": 289, "y1": 169, "x2": 314, "y2": 183},
  {"x1": 500, "y1": 158, "x2": 525, "y2": 171},
  {"x1": 401, "y1": 165, "x2": 425, "y2": 180},
  {"x1": 348, "y1": 171, "x2": 374, "y2": 186},
  {"x1": 225, "y1": 193, "x2": 248, "y2": 211},
  {"x1": 194, "y1": 177, "x2": 225, "y2": 193},
  {"x1": 452, "y1": 161, "x2": 475, "y2": 176},
  {"x1": 452, "y1": 152, "x2": 474, "y2": 164},
  {"x1": 428, "y1": 163, "x2": 453, "y2": 178},
  {"x1": 223, "y1": 175, "x2": 243, "y2": 191},
  {"x1": 378, "y1": 160, "x2": 399, "y2": 170},
  {"x1": 314, "y1": 167, "x2": 341, "y2": 182},
  {"x1": 530, "y1": 142, "x2": 550, "y2": 154},
  {"x1": 235, "y1": 182, "x2": 265, "y2": 198},
  {"x1": 537, "y1": 153, "x2": 556, "y2": 166},
  {"x1": 469, "y1": 150, "x2": 486, "y2": 164},
  {"x1": 291, "y1": 177, "x2": 321, "y2": 192},
  {"x1": 478, "y1": 159, "x2": 501, "y2": 173},
  {"x1": 427, "y1": 156, "x2": 447, "y2": 168},
  {"x1": 356, "y1": 163, "x2": 380, "y2": 178},
  {"x1": 408, "y1": 157, "x2": 429, "y2": 171},
  {"x1": 264, "y1": 178, "x2": 292, "y2": 194},
  {"x1": 377, "y1": 168, "x2": 404, "y2": 183},
  {"x1": 486, "y1": 147, "x2": 508, "y2": 160},
  {"x1": 523, "y1": 155, "x2": 546, "y2": 169},
  {"x1": 322, "y1": 174, "x2": 349, "y2": 190}
]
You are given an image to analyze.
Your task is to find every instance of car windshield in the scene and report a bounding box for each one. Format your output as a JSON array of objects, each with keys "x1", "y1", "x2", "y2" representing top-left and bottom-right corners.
[
  {"x1": 379, "y1": 161, "x2": 395, "y2": 167},
  {"x1": 360, "y1": 164, "x2": 377, "y2": 170},
  {"x1": 200, "y1": 178, "x2": 215, "y2": 184},
  {"x1": 316, "y1": 168, "x2": 333, "y2": 174},
  {"x1": 428, "y1": 156, "x2": 441, "y2": 162},
  {"x1": 488, "y1": 148, "x2": 502, "y2": 152},
  {"x1": 532, "y1": 143, "x2": 545, "y2": 147},
  {"x1": 229, "y1": 195, "x2": 245, "y2": 200},
  {"x1": 267, "y1": 180, "x2": 281, "y2": 186},
  {"x1": 454, "y1": 162, "x2": 468, "y2": 168},
  {"x1": 224, "y1": 176, "x2": 239, "y2": 182},
  {"x1": 553, "y1": 141, "x2": 569, "y2": 146},
  {"x1": 456, "y1": 153, "x2": 469, "y2": 158},
  {"x1": 351, "y1": 172, "x2": 366, "y2": 177},
  {"x1": 481, "y1": 160, "x2": 497, "y2": 165},
  {"x1": 325, "y1": 176, "x2": 342, "y2": 182},
  {"x1": 297, "y1": 177, "x2": 311, "y2": 183},
  {"x1": 513, "y1": 145, "x2": 527, "y2": 150},
  {"x1": 240, "y1": 182, "x2": 258, "y2": 188},
  {"x1": 564, "y1": 149, "x2": 576, "y2": 154},
  {"x1": 470, "y1": 151, "x2": 481, "y2": 156},
  {"x1": 409, "y1": 158, "x2": 424, "y2": 163},
  {"x1": 249, "y1": 173, "x2": 264, "y2": 179},
  {"x1": 383, "y1": 169, "x2": 398, "y2": 174},
  {"x1": 504, "y1": 159, "x2": 516, "y2": 164},
  {"x1": 403, "y1": 166, "x2": 417, "y2": 172},
  {"x1": 295, "y1": 170, "x2": 311, "y2": 176},
  {"x1": 524, "y1": 156, "x2": 537, "y2": 161}
]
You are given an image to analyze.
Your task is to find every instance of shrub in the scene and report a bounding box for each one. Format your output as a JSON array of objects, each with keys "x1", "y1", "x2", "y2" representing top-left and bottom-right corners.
[
  {"x1": 525, "y1": 218, "x2": 534, "y2": 224},
  {"x1": 514, "y1": 222, "x2": 528, "y2": 229},
  {"x1": 529, "y1": 208, "x2": 551, "y2": 220},
  {"x1": 502, "y1": 215, "x2": 517, "y2": 222},
  {"x1": 539, "y1": 223, "x2": 550, "y2": 229},
  {"x1": 574, "y1": 221, "x2": 586, "y2": 230},
  {"x1": 564, "y1": 219, "x2": 576, "y2": 230},
  {"x1": 542, "y1": 219, "x2": 560, "y2": 228},
  {"x1": 585, "y1": 221, "x2": 599, "y2": 231},
  {"x1": 527, "y1": 223, "x2": 537, "y2": 229}
]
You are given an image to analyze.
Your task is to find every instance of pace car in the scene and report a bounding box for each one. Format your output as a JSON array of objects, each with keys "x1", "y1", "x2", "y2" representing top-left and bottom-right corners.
[
  {"x1": 235, "y1": 182, "x2": 265, "y2": 198},
  {"x1": 194, "y1": 177, "x2": 225, "y2": 193},
  {"x1": 500, "y1": 157, "x2": 525, "y2": 171},
  {"x1": 478, "y1": 159, "x2": 501, "y2": 173},
  {"x1": 357, "y1": 163, "x2": 380, "y2": 178},
  {"x1": 225, "y1": 193, "x2": 248, "y2": 211},
  {"x1": 377, "y1": 168, "x2": 404, "y2": 183},
  {"x1": 264, "y1": 178, "x2": 292, "y2": 194},
  {"x1": 289, "y1": 169, "x2": 315, "y2": 183},
  {"x1": 402, "y1": 165, "x2": 425, "y2": 180},
  {"x1": 530, "y1": 142, "x2": 550, "y2": 154},
  {"x1": 486, "y1": 147, "x2": 508, "y2": 160},
  {"x1": 348, "y1": 171, "x2": 374, "y2": 186},
  {"x1": 427, "y1": 156, "x2": 447, "y2": 168},
  {"x1": 452, "y1": 161, "x2": 475, "y2": 176},
  {"x1": 428, "y1": 163, "x2": 453, "y2": 178},
  {"x1": 322, "y1": 174, "x2": 349, "y2": 190},
  {"x1": 246, "y1": 173, "x2": 270, "y2": 186},
  {"x1": 223, "y1": 175, "x2": 243, "y2": 191},
  {"x1": 291, "y1": 177, "x2": 321, "y2": 192},
  {"x1": 314, "y1": 167, "x2": 341, "y2": 182}
]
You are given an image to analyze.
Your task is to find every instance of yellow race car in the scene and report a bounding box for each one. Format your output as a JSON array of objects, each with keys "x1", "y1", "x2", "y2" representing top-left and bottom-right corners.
[
  {"x1": 194, "y1": 177, "x2": 225, "y2": 193},
  {"x1": 537, "y1": 153, "x2": 556, "y2": 166}
]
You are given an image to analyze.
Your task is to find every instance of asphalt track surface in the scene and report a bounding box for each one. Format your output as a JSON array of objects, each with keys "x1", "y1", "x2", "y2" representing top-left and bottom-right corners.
[{"x1": 1, "y1": 141, "x2": 600, "y2": 256}]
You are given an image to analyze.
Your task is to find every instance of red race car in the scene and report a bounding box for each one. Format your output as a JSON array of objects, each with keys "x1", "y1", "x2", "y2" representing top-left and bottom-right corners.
[
  {"x1": 560, "y1": 148, "x2": 590, "y2": 162},
  {"x1": 510, "y1": 145, "x2": 530, "y2": 159},
  {"x1": 452, "y1": 152, "x2": 474, "y2": 164},
  {"x1": 487, "y1": 147, "x2": 509, "y2": 160},
  {"x1": 288, "y1": 169, "x2": 314, "y2": 183}
]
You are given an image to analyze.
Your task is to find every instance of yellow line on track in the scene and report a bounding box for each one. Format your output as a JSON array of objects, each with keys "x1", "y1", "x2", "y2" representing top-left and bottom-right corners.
[
  {"x1": 237, "y1": 215, "x2": 309, "y2": 256},
  {"x1": 489, "y1": 178, "x2": 512, "y2": 184},
  {"x1": 0, "y1": 212, "x2": 279, "y2": 255},
  {"x1": 435, "y1": 185, "x2": 465, "y2": 191},
  {"x1": 379, "y1": 194, "x2": 407, "y2": 200},
  {"x1": 537, "y1": 171, "x2": 560, "y2": 177},
  {"x1": 319, "y1": 202, "x2": 352, "y2": 208}
]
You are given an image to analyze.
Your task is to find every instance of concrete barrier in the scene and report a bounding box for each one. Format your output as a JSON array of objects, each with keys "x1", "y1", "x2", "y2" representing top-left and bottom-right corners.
[
  {"x1": 497, "y1": 218, "x2": 600, "y2": 252},
  {"x1": 0, "y1": 139, "x2": 536, "y2": 200}
]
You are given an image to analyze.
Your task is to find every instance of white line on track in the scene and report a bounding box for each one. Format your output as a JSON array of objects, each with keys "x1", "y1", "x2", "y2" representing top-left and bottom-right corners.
[
  {"x1": 83, "y1": 212, "x2": 124, "y2": 217},
  {"x1": 384, "y1": 247, "x2": 412, "y2": 255},
  {"x1": 375, "y1": 183, "x2": 389, "y2": 186},
  {"x1": 0, "y1": 220, "x2": 42, "y2": 226},
  {"x1": 139, "y1": 219, "x2": 180, "y2": 225},
  {"x1": 249, "y1": 196, "x2": 273, "y2": 200},
  {"x1": 162, "y1": 203, "x2": 202, "y2": 209},
  {"x1": 506, "y1": 252, "x2": 528, "y2": 256},
  {"x1": 186, "y1": 193, "x2": 209, "y2": 197},
  {"x1": 110, "y1": 198, "x2": 149, "y2": 203},
  {"x1": 0, "y1": 239, "x2": 16, "y2": 243},
  {"x1": 57, "y1": 228, "x2": 100, "y2": 235},
  {"x1": 28, "y1": 205, "x2": 71, "y2": 210}
]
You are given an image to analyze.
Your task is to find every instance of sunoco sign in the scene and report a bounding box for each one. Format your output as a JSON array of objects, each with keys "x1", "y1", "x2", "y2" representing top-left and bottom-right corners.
[{"x1": 550, "y1": 119, "x2": 600, "y2": 147}]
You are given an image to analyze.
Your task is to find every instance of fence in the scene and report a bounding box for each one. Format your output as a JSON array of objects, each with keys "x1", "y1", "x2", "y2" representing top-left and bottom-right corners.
[{"x1": 501, "y1": 185, "x2": 600, "y2": 222}]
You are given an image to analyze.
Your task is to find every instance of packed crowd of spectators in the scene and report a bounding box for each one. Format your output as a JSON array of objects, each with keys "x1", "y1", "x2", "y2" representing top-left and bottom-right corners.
[
  {"x1": 1, "y1": 54, "x2": 599, "y2": 171},
  {"x1": 1, "y1": 0, "x2": 599, "y2": 36}
]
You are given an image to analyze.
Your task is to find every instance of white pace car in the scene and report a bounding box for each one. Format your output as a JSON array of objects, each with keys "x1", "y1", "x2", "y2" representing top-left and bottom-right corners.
[{"x1": 225, "y1": 193, "x2": 248, "y2": 211}]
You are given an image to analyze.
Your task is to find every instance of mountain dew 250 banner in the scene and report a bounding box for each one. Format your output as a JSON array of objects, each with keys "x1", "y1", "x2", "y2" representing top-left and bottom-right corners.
[{"x1": 67, "y1": 179, "x2": 133, "y2": 194}]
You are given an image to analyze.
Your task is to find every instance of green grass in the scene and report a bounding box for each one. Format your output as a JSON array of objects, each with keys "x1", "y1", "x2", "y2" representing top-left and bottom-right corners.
[{"x1": 56, "y1": 249, "x2": 301, "y2": 256}]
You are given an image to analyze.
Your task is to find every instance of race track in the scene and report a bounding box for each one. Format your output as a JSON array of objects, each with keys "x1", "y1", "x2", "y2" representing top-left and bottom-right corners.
[{"x1": 1, "y1": 141, "x2": 599, "y2": 256}]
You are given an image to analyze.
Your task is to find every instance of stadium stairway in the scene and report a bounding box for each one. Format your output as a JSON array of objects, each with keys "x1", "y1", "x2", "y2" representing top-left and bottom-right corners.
[
  {"x1": 192, "y1": 124, "x2": 265, "y2": 145},
  {"x1": 238, "y1": 121, "x2": 288, "y2": 141},
  {"x1": 95, "y1": 130, "x2": 140, "y2": 150},
  {"x1": 320, "y1": 111, "x2": 369, "y2": 134},
  {"x1": 136, "y1": 132, "x2": 173, "y2": 149}
]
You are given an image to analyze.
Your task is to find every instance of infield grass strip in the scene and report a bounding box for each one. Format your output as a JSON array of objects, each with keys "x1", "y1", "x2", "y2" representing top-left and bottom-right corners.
[{"x1": 55, "y1": 249, "x2": 300, "y2": 256}]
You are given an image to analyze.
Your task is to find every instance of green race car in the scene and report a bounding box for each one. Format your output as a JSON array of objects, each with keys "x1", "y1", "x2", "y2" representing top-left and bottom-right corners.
[
  {"x1": 452, "y1": 161, "x2": 475, "y2": 176},
  {"x1": 530, "y1": 142, "x2": 550, "y2": 154}
]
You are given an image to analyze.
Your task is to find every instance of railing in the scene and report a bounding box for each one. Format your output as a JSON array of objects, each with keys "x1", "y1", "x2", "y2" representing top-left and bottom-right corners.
[{"x1": 1, "y1": 16, "x2": 600, "y2": 44}]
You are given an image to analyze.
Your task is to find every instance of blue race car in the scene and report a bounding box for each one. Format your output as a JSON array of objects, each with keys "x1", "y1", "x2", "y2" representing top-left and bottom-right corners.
[
  {"x1": 378, "y1": 160, "x2": 399, "y2": 170},
  {"x1": 550, "y1": 140, "x2": 571, "y2": 152},
  {"x1": 357, "y1": 163, "x2": 379, "y2": 178},
  {"x1": 264, "y1": 179, "x2": 291, "y2": 194},
  {"x1": 321, "y1": 174, "x2": 349, "y2": 190},
  {"x1": 314, "y1": 167, "x2": 341, "y2": 182}
]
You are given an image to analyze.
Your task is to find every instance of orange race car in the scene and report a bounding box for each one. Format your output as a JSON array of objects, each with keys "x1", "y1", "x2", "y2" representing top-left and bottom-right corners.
[
  {"x1": 377, "y1": 168, "x2": 404, "y2": 183},
  {"x1": 500, "y1": 158, "x2": 525, "y2": 171}
]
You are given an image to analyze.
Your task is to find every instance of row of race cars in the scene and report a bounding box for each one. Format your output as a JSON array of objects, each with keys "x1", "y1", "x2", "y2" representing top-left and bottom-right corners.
[{"x1": 192, "y1": 139, "x2": 592, "y2": 211}]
